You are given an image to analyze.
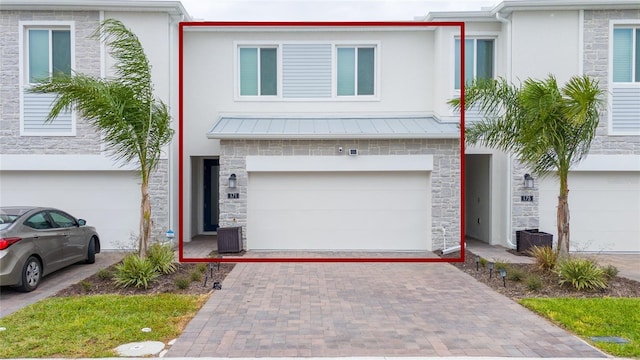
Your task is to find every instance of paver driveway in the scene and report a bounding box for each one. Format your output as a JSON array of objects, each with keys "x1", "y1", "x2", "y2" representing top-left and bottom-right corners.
[{"x1": 165, "y1": 253, "x2": 605, "y2": 358}]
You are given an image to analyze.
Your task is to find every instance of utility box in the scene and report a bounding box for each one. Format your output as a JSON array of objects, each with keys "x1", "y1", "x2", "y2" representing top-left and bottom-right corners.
[
  {"x1": 217, "y1": 226, "x2": 242, "y2": 253},
  {"x1": 516, "y1": 229, "x2": 553, "y2": 253}
]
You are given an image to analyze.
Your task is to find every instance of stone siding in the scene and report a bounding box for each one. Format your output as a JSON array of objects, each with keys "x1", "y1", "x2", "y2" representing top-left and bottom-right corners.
[
  {"x1": 510, "y1": 160, "x2": 540, "y2": 243},
  {"x1": 219, "y1": 139, "x2": 461, "y2": 250},
  {"x1": 583, "y1": 9, "x2": 640, "y2": 153},
  {"x1": 0, "y1": 11, "x2": 103, "y2": 154}
]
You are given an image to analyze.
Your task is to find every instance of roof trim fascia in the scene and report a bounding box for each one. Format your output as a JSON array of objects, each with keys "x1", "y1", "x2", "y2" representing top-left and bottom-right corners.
[
  {"x1": 209, "y1": 133, "x2": 460, "y2": 140},
  {"x1": 1, "y1": 0, "x2": 191, "y2": 19},
  {"x1": 425, "y1": 0, "x2": 640, "y2": 21}
]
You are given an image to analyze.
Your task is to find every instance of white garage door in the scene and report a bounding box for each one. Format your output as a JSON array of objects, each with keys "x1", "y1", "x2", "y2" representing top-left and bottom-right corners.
[
  {"x1": 0, "y1": 171, "x2": 140, "y2": 250},
  {"x1": 539, "y1": 172, "x2": 640, "y2": 253},
  {"x1": 247, "y1": 171, "x2": 431, "y2": 251}
]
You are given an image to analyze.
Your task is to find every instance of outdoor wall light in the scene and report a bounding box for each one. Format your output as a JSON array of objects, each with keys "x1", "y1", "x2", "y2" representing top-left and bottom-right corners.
[
  {"x1": 228, "y1": 173, "x2": 237, "y2": 189},
  {"x1": 488, "y1": 262, "x2": 494, "y2": 279},
  {"x1": 499, "y1": 268, "x2": 507, "y2": 287},
  {"x1": 475, "y1": 255, "x2": 480, "y2": 271},
  {"x1": 524, "y1": 173, "x2": 535, "y2": 189}
]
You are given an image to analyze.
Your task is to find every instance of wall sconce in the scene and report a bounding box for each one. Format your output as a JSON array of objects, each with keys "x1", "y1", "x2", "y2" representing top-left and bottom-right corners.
[
  {"x1": 488, "y1": 262, "x2": 494, "y2": 278},
  {"x1": 499, "y1": 268, "x2": 507, "y2": 287},
  {"x1": 228, "y1": 173, "x2": 237, "y2": 189},
  {"x1": 524, "y1": 173, "x2": 535, "y2": 189}
]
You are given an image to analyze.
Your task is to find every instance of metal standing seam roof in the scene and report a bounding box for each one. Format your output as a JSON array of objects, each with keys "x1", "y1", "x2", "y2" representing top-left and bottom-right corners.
[{"x1": 206, "y1": 116, "x2": 460, "y2": 140}]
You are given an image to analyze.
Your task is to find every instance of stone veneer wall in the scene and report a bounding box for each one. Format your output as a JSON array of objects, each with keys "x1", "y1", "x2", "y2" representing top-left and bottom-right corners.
[
  {"x1": 218, "y1": 139, "x2": 461, "y2": 250},
  {"x1": 0, "y1": 10, "x2": 170, "y2": 245},
  {"x1": 510, "y1": 160, "x2": 539, "y2": 243},
  {"x1": 0, "y1": 11, "x2": 103, "y2": 153},
  {"x1": 584, "y1": 9, "x2": 640, "y2": 154}
]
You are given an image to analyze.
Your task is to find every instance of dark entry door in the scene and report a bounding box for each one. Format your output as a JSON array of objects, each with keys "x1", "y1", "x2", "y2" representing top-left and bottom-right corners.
[{"x1": 203, "y1": 159, "x2": 219, "y2": 231}]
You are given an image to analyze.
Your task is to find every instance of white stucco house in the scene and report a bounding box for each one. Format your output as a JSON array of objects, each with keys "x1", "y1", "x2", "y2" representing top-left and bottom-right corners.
[{"x1": 1, "y1": 0, "x2": 638, "y2": 254}]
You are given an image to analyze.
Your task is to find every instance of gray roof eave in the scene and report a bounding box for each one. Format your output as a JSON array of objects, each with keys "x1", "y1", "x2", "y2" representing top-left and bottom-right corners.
[
  {"x1": 0, "y1": 0, "x2": 191, "y2": 19},
  {"x1": 207, "y1": 133, "x2": 460, "y2": 140}
]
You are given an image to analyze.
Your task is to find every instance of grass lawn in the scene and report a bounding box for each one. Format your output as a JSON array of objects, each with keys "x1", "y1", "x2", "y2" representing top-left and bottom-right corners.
[
  {"x1": 0, "y1": 294, "x2": 209, "y2": 358},
  {"x1": 520, "y1": 297, "x2": 640, "y2": 358}
]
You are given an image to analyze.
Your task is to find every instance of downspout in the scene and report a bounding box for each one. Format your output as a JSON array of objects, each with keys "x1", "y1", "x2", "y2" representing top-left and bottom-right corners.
[
  {"x1": 495, "y1": 11, "x2": 517, "y2": 249},
  {"x1": 167, "y1": 13, "x2": 184, "y2": 240}
]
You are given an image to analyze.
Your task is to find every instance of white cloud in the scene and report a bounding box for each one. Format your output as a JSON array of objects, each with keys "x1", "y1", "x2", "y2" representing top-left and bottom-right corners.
[{"x1": 180, "y1": 0, "x2": 498, "y2": 21}]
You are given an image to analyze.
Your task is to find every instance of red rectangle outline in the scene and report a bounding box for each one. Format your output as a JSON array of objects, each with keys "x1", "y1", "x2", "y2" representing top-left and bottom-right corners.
[{"x1": 178, "y1": 21, "x2": 465, "y2": 263}]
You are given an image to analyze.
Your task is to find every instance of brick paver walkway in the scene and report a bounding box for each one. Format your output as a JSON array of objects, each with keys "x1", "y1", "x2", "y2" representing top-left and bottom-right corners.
[{"x1": 165, "y1": 254, "x2": 605, "y2": 358}]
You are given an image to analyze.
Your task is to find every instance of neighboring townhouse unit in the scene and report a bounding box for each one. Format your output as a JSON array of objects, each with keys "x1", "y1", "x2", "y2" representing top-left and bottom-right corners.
[
  {"x1": 425, "y1": 0, "x2": 640, "y2": 253},
  {"x1": 0, "y1": 0, "x2": 188, "y2": 250}
]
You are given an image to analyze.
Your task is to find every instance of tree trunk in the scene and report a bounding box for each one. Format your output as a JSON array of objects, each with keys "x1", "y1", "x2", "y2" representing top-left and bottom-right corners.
[
  {"x1": 556, "y1": 192, "x2": 570, "y2": 257},
  {"x1": 138, "y1": 181, "x2": 152, "y2": 258}
]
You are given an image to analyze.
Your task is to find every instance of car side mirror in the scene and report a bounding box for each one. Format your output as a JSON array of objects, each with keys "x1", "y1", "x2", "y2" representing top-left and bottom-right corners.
[{"x1": 77, "y1": 219, "x2": 86, "y2": 226}]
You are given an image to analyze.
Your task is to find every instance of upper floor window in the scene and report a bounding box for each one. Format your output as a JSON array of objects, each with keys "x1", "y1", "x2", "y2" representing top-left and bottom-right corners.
[
  {"x1": 20, "y1": 22, "x2": 75, "y2": 136},
  {"x1": 613, "y1": 27, "x2": 639, "y2": 83},
  {"x1": 27, "y1": 28, "x2": 71, "y2": 83},
  {"x1": 455, "y1": 38, "x2": 494, "y2": 90},
  {"x1": 239, "y1": 46, "x2": 277, "y2": 96},
  {"x1": 336, "y1": 46, "x2": 375, "y2": 96}
]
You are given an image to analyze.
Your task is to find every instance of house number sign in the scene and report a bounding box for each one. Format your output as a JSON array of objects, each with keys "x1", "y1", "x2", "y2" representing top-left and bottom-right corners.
[
  {"x1": 521, "y1": 195, "x2": 534, "y2": 202},
  {"x1": 227, "y1": 193, "x2": 240, "y2": 199}
]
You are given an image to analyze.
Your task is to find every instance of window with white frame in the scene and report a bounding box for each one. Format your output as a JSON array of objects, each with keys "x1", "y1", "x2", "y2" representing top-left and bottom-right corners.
[
  {"x1": 454, "y1": 38, "x2": 494, "y2": 90},
  {"x1": 27, "y1": 28, "x2": 71, "y2": 83},
  {"x1": 239, "y1": 46, "x2": 278, "y2": 96},
  {"x1": 610, "y1": 25, "x2": 640, "y2": 135},
  {"x1": 336, "y1": 46, "x2": 375, "y2": 96},
  {"x1": 613, "y1": 27, "x2": 639, "y2": 83},
  {"x1": 21, "y1": 23, "x2": 74, "y2": 136}
]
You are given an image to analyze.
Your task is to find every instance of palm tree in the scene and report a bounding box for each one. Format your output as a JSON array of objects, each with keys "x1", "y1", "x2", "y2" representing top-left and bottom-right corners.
[
  {"x1": 449, "y1": 75, "x2": 604, "y2": 256},
  {"x1": 29, "y1": 19, "x2": 174, "y2": 258}
]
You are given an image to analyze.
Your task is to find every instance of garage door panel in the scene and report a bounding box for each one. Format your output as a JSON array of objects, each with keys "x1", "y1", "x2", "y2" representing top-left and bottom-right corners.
[
  {"x1": 248, "y1": 171, "x2": 430, "y2": 251},
  {"x1": 540, "y1": 172, "x2": 640, "y2": 252},
  {"x1": 0, "y1": 171, "x2": 139, "y2": 250},
  {"x1": 251, "y1": 189, "x2": 428, "y2": 211}
]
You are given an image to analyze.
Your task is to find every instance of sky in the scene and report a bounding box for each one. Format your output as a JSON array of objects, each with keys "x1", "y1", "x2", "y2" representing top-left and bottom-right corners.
[{"x1": 178, "y1": 0, "x2": 499, "y2": 21}]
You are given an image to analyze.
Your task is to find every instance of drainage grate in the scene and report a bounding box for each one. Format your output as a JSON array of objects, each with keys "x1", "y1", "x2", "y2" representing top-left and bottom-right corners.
[{"x1": 590, "y1": 336, "x2": 630, "y2": 344}]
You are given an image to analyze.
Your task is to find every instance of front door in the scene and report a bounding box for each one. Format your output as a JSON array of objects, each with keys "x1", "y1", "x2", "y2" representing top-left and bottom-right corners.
[{"x1": 203, "y1": 159, "x2": 219, "y2": 232}]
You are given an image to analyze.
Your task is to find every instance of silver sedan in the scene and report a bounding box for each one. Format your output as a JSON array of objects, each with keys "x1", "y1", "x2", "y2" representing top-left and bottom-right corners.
[{"x1": 0, "y1": 206, "x2": 101, "y2": 292}]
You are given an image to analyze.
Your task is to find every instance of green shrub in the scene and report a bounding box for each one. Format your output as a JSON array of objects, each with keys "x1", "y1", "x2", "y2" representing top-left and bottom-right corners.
[
  {"x1": 175, "y1": 276, "x2": 190, "y2": 290},
  {"x1": 80, "y1": 280, "x2": 92, "y2": 292},
  {"x1": 190, "y1": 270, "x2": 203, "y2": 282},
  {"x1": 527, "y1": 245, "x2": 559, "y2": 272},
  {"x1": 479, "y1": 257, "x2": 488, "y2": 268},
  {"x1": 113, "y1": 254, "x2": 159, "y2": 289},
  {"x1": 555, "y1": 257, "x2": 607, "y2": 291},
  {"x1": 493, "y1": 260, "x2": 508, "y2": 271},
  {"x1": 147, "y1": 243, "x2": 177, "y2": 275},
  {"x1": 196, "y1": 263, "x2": 208, "y2": 273},
  {"x1": 95, "y1": 268, "x2": 113, "y2": 280},
  {"x1": 602, "y1": 264, "x2": 619, "y2": 279},
  {"x1": 507, "y1": 266, "x2": 525, "y2": 282},
  {"x1": 525, "y1": 275, "x2": 543, "y2": 292}
]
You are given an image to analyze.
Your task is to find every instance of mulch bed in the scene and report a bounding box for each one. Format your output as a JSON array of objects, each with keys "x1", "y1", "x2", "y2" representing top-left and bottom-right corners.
[
  {"x1": 442, "y1": 249, "x2": 640, "y2": 300},
  {"x1": 54, "y1": 261, "x2": 235, "y2": 297}
]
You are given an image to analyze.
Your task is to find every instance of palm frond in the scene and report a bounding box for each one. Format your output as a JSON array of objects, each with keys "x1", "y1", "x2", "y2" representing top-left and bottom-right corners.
[{"x1": 92, "y1": 19, "x2": 152, "y2": 103}]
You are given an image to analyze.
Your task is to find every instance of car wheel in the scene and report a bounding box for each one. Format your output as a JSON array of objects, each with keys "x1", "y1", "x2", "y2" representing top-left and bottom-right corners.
[
  {"x1": 85, "y1": 237, "x2": 96, "y2": 264},
  {"x1": 18, "y1": 256, "x2": 41, "y2": 292}
]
